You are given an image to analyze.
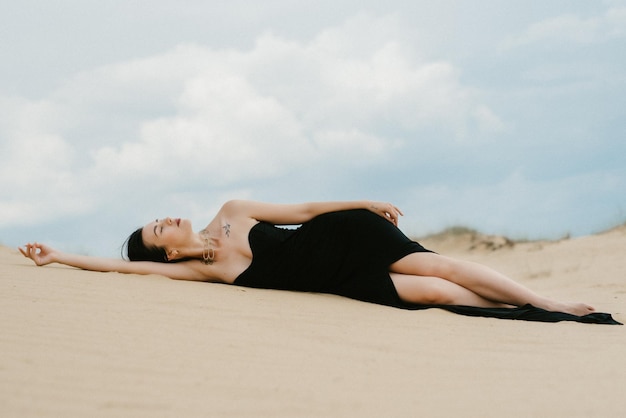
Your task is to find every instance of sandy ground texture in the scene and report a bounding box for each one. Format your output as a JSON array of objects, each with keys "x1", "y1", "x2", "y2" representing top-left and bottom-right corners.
[{"x1": 1, "y1": 226, "x2": 625, "y2": 418}]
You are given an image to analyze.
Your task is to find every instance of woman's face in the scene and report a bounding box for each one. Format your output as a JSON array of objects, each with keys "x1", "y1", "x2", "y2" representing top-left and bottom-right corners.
[{"x1": 141, "y1": 217, "x2": 193, "y2": 251}]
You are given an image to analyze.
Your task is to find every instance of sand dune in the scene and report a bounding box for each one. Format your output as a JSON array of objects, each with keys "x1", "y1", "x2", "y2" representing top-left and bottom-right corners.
[{"x1": 1, "y1": 227, "x2": 625, "y2": 417}]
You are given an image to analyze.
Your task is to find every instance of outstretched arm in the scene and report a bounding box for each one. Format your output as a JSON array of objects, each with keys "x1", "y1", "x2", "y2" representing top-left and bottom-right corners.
[
  {"x1": 223, "y1": 199, "x2": 403, "y2": 226},
  {"x1": 19, "y1": 242, "x2": 209, "y2": 281}
]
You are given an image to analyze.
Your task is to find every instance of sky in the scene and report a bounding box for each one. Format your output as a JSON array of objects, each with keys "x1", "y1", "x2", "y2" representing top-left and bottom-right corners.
[{"x1": 1, "y1": 0, "x2": 625, "y2": 257}]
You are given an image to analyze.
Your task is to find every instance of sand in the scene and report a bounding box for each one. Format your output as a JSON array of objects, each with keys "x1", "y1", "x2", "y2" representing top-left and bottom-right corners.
[{"x1": 1, "y1": 226, "x2": 625, "y2": 417}]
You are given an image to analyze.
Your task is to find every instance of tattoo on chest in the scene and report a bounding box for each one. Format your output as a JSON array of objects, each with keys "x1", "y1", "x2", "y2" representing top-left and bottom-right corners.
[{"x1": 223, "y1": 223, "x2": 231, "y2": 237}]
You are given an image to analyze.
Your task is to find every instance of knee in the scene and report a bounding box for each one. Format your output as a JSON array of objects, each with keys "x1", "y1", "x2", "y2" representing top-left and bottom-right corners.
[
  {"x1": 420, "y1": 288, "x2": 454, "y2": 305},
  {"x1": 413, "y1": 284, "x2": 455, "y2": 305},
  {"x1": 392, "y1": 273, "x2": 458, "y2": 305}
]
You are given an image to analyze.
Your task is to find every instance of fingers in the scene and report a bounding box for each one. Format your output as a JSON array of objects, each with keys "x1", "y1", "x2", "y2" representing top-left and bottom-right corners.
[
  {"x1": 371, "y1": 202, "x2": 403, "y2": 226},
  {"x1": 388, "y1": 207, "x2": 402, "y2": 226},
  {"x1": 21, "y1": 243, "x2": 44, "y2": 266},
  {"x1": 20, "y1": 243, "x2": 34, "y2": 258},
  {"x1": 387, "y1": 204, "x2": 403, "y2": 225},
  {"x1": 20, "y1": 243, "x2": 40, "y2": 259}
]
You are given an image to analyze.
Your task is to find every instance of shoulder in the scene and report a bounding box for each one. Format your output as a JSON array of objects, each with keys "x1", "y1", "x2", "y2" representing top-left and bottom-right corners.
[
  {"x1": 218, "y1": 199, "x2": 248, "y2": 215},
  {"x1": 217, "y1": 200, "x2": 264, "y2": 220}
]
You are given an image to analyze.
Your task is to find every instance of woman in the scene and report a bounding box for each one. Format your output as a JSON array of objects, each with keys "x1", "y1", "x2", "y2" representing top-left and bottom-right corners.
[{"x1": 19, "y1": 200, "x2": 619, "y2": 323}]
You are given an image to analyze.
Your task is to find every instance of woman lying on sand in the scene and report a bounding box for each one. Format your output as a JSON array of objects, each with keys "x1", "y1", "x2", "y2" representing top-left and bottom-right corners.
[{"x1": 20, "y1": 200, "x2": 614, "y2": 323}]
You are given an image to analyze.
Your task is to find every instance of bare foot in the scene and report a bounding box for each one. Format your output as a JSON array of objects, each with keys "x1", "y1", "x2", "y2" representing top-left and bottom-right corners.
[{"x1": 551, "y1": 301, "x2": 596, "y2": 316}]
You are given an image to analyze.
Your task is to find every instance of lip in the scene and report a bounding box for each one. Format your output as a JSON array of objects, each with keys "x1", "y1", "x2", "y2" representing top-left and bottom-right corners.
[{"x1": 176, "y1": 218, "x2": 181, "y2": 227}]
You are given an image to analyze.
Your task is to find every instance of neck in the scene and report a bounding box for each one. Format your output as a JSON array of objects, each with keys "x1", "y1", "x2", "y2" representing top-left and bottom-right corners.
[{"x1": 171, "y1": 232, "x2": 209, "y2": 262}]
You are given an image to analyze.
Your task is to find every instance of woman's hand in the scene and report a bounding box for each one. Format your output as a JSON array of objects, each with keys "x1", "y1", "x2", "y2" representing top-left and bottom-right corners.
[
  {"x1": 19, "y1": 242, "x2": 59, "y2": 266},
  {"x1": 367, "y1": 202, "x2": 403, "y2": 226}
]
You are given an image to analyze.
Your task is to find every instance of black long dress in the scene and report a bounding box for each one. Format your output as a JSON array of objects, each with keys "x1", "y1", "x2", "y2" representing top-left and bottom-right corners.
[{"x1": 235, "y1": 210, "x2": 621, "y2": 325}]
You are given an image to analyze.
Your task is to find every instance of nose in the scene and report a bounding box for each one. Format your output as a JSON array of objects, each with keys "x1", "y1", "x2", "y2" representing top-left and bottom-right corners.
[{"x1": 157, "y1": 218, "x2": 173, "y2": 226}]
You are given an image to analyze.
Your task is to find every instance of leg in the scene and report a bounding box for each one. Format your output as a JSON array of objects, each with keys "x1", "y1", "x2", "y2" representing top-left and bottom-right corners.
[
  {"x1": 390, "y1": 273, "x2": 511, "y2": 308},
  {"x1": 390, "y1": 253, "x2": 594, "y2": 316}
]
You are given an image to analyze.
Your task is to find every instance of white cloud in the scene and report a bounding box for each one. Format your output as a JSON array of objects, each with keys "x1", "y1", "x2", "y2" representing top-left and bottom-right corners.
[
  {"x1": 313, "y1": 128, "x2": 402, "y2": 164},
  {"x1": 501, "y1": 6, "x2": 626, "y2": 49},
  {"x1": 1, "y1": 3, "x2": 624, "y2": 257},
  {"x1": 0, "y1": 98, "x2": 92, "y2": 227},
  {"x1": 472, "y1": 105, "x2": 507, "y2": 134},
  {"x1": 0, "y1": 12, "x2": 505, "y2": 237},
  {"x1": 246, "y1": 25, "x2": 483, "y2": 137},
  {"x1": 90, "y1": 71, "x2": 313, "y2": 187}
]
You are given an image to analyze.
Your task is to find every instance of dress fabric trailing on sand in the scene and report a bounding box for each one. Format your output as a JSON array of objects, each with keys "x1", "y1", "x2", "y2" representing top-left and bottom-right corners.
[{"x1": 234, "y1": 210, "x2": 621, "y2": 325}]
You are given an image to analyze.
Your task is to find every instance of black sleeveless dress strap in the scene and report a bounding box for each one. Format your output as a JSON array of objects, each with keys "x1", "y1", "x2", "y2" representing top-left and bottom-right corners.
[{"x1": 234, "y1": 210, "x2": 621, "y2": 325}]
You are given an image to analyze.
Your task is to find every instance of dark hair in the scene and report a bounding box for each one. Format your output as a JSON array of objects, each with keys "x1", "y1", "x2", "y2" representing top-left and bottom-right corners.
[{"x1": 123, "y1": 227, "x2": 168, "y2": 263}]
